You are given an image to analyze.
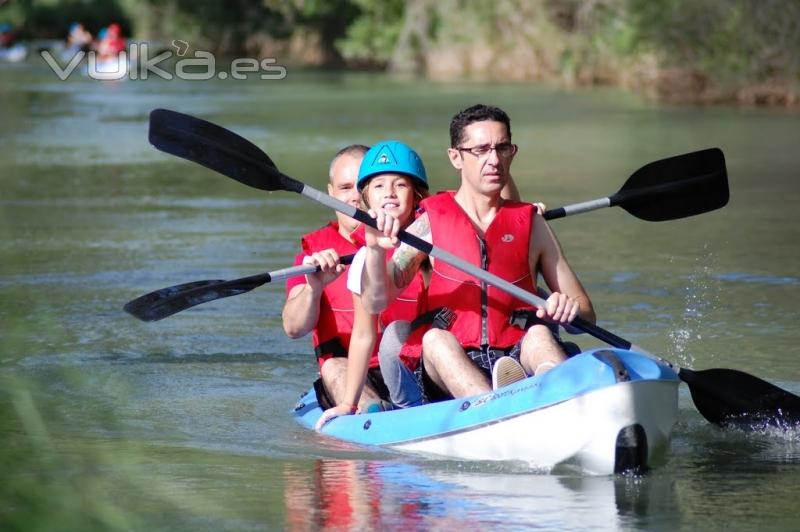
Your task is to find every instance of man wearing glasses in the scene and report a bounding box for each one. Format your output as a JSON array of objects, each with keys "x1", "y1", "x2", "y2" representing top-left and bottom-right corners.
[{"x1": 359, "y1": 104, "x2": 596, "y2": 400}]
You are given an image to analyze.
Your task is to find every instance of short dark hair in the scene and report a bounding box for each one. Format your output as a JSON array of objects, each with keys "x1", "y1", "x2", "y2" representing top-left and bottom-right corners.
[
  {"x1": 449, "y1": 104, "x2": 511, "y2": 147},
  {"x1": 332, "y1": 143, "x2": 369, "y2": 161}
]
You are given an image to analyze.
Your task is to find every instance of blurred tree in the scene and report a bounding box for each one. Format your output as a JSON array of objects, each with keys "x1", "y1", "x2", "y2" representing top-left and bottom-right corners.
[
  {"x1": 628, "y1": 0, "x2": 800, "y2": 83},
  {"x1": 4, "y1": 0, "x2": 132, "y2": 39},
  {"x1": 335, "y1": 0, "x2": 404, "y2": 66},
  {"x1": 3, "y1": 0, "x2": 796, "y2": 104}
]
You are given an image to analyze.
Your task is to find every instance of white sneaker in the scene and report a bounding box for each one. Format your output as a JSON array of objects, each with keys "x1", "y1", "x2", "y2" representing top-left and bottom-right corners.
[{"x1": 492, "y1": 356, "x2": 527, "y2": 390}]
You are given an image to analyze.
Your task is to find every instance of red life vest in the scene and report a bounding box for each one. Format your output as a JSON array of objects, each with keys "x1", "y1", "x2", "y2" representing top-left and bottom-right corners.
[
  {"x1": 423, "y1": 191, "x2": 537, "y2": 349},
  {"x1": 380, "y1": 259, "x2": 425, "y2": 329},
  {"x1": 297, "y1": 222, "x2": 359, "y2": 367}
]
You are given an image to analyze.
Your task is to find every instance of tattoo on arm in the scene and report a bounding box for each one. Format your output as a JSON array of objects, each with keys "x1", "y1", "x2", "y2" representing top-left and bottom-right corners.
[{"x1": 390, "y1": 214, "x2": 431, "y2": 289}]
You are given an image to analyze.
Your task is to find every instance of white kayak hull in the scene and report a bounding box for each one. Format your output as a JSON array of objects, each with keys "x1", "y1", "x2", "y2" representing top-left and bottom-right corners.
[
  {"x1": 0, "y1": 43, "x2": 27, "y2": 63},
  {"x1": 293, "y1": 348, "x2": 680, "y2": 475},
  {"x1": 395, "y1": 378, "x2": 677, "y2": 474}
]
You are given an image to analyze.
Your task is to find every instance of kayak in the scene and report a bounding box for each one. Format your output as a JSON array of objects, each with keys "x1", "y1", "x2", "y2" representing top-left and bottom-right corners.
[
  {"x1": 293, "y1": 348, "x2": 680, "y2": 475},
  {"x1": 0, "y1": 43, "x2": 27, "y2": 63}
]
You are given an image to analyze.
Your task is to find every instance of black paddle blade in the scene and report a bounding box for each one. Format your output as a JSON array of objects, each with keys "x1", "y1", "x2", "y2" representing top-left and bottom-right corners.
[
  {"x1": 614, "y1": 148, "x2": 729, "y2": 221},
  {"x1": 124, "y1": 279, "x2": 224, "y2": 319},
  {"x1": 123, "y1": 275, "x2": 267, "y2": 322},
  {"x1": 148, "y1": 109, "x2": 302, "y2": 193},
  {"x1": 679, "y1": 367, "x2": 800, "y2": 428}
]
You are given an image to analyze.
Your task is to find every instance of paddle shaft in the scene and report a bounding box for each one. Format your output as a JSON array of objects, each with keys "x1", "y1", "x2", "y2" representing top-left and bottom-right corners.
[
  {"x1": 147, "y1": 254, "x2": 356, "y2": 300},
  {"x1": 256, "y1": 255, "x2": 355, "y2": 283},
  {"x1": 191, "y1": 256, "x2": 355, "y2": 290},
  {"x1": 544, "y1": 198, "x2": 611, "y2": 220}
]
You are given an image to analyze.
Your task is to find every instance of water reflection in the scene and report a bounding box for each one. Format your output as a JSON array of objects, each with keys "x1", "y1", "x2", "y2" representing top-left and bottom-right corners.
[
  {"x1": 284, "y1": 460, "x2": 441, "y2": 530},
  {"x1": 282, "y1": 459, "x2": 682, "y2": 530}
]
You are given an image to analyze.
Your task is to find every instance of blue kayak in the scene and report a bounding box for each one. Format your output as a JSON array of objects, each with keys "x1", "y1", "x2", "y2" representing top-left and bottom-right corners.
[{"x1": 293, "y1": 348, "x2": 680, "y2": 475}]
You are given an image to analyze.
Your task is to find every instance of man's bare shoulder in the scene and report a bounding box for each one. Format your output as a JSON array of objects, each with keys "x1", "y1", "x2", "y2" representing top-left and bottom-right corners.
[{"x1": 530, "y1": 209, "x2": 559, "y2": 247}]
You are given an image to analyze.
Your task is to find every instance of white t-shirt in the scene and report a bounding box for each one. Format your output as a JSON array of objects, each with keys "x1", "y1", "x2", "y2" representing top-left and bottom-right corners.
[{"x1": 346, "y1": 246, "x2": 368, "y2": 296}]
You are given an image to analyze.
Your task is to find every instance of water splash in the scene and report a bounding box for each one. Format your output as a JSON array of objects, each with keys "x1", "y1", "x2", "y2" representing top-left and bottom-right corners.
[{"x1": 666, "y1": 244, "x2": 720, "y2": 367}]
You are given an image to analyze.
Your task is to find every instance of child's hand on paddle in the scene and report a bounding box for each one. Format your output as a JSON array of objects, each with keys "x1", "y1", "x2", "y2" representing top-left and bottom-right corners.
[{"x1": 364, "y1": 209, "x2": 401, "y2": 250}]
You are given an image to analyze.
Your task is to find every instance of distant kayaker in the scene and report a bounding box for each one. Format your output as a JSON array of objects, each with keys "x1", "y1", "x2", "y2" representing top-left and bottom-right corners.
[
  {"x1": 95, "y1": 23, "x2": 125, "y2": 61},
  {"x1": 0, "y1": 23, "x2": 14, "y2": 47},
  {"x1": 283, "y1": 145, "x2": 392, "y2": 410},
  {"x1": 315, "y1": 141, "x2": 432, "y2": 429},
  {"x1": 66, "y1": 22, "x2": 93, "y2": 53},
  {"x1": 359, "y1": 104, "x2": 596, "y2": 399}
]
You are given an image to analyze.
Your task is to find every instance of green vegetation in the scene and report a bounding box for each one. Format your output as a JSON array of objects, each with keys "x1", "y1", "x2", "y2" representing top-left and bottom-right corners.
[
  {"x1": 0, "y1": 379, "x2": 134, "y2": 531},
  {"x1": 2, "y1": 0, "x2": 797, "y2": 103},
  {"x1": 625, "y1": 0, "x2": 799, "y2": 104}
]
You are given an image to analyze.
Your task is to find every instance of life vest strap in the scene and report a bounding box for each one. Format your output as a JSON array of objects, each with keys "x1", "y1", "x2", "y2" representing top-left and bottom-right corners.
[
  {"x1": 314, "y1": 337, "x2": 348, "y2": 360},
  {"x1": 410, "y1": 306, "x2": 454, "y2": 331}
]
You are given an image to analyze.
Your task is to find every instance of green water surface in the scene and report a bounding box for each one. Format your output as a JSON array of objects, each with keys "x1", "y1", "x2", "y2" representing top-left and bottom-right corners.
[{"x1": 2, "y1": 60, "x2": 799, "y2": 530}]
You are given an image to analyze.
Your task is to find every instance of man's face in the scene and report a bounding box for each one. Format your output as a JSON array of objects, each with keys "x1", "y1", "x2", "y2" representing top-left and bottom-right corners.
[
  {"x1": 328, "y1": 153, "x2": 362, "y2": 232},
  {"x1": 447, "y1": 120, "x2": 516, "y2": 196}
]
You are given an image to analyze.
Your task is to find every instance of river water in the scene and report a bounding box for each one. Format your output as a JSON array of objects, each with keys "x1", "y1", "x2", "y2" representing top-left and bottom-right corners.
[{"x1": 1, "y1": 60, "x2": 799, "y2": 530}]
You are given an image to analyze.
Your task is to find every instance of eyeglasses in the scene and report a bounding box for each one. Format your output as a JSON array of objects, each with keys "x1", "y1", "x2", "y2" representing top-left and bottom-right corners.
[{"x1": 456, "y1": 143, "x2": 517, "y2": 158}]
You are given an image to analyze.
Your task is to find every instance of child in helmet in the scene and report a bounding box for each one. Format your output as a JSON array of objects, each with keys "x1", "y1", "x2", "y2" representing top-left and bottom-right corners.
[{"x1": 315, "y1": 140, "x2": 431, "y2": 428}]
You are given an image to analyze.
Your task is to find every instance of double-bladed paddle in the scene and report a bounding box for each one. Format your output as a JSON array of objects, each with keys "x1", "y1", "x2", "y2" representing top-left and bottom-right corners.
[
  {"x1": 127, "y1": 111, "x2": 728, "y2": 322},
  {"x1": 124, "y1": 255, "x2": 354, "y2": 322},
  {"x1": 125, "y1": 148, "x2": 728, "y2": 322},
  {"x1": 124, "y1": 145, "x2": 729, "y2": 322},
  {"x1": 143, "y1": 108, "x2": 800, "y2": 428}
]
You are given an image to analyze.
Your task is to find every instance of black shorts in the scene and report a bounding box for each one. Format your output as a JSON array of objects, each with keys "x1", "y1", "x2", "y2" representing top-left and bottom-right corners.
[
  {"x1": 366, "y1": 367, "x2": 391, "y2": 401},
  {"x1": 313, "y1": 367, "x2": 390, "y2": 410}
]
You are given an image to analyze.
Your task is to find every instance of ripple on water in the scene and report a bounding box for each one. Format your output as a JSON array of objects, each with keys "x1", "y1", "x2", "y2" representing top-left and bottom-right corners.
[{"x1": 715, "y1": 272, "x2": 799, "y2": 286}]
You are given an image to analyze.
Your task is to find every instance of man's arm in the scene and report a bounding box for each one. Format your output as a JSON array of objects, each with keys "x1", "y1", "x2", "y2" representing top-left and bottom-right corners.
[
  {"x1": 281, "y1": 249, "x2": 345, "y2": 338},
  {"x1": 360, "y1": 212, "x2": 431, "y2": 314},
  {"x1": 282, "y1": 282, "x2": 323, "y2": 338},
  {"x1": 531, "y1": 212, "x2": 596, "y2": 324}
]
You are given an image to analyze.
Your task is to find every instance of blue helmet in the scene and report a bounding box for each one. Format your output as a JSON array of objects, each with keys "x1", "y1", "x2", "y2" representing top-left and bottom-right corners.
[{"x1": 357, "y1": 140, "x2": 428, "y2": 191}]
